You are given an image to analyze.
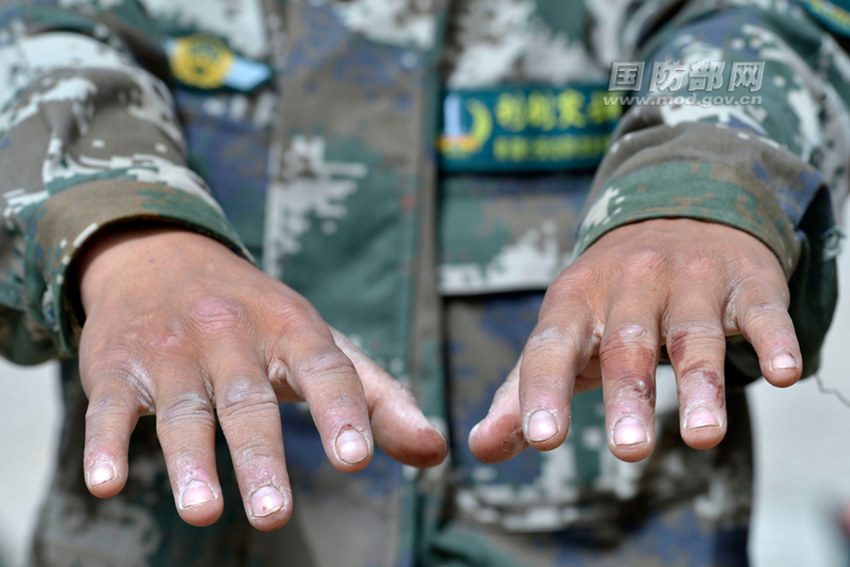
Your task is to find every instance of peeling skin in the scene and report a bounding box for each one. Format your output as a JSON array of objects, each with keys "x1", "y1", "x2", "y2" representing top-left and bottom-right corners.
[
  {"x1": 615, "y1": 324, "x2": 648, "y2": 338},
  {"x1": 611, "y1": 375, "x2": 656, "y2": 405},
  {"x1": 678, "y1": 360, "x2": 712, "y2": 378},
  {"x1": 500, "y1": 427, "x2": 527, "y2": 457},
  {"x1": 598, "y1": 321, "x2": 660, "y2": 412},
  {"x1": 474, "y1": 413, "x2": 526, "y2": 461},
  {"x1": 599, "y1": 324, "x2": 657, "y2": 363},
  {"x1": 525, "y1": 326, "x2": 571, "y2": 352},
  {"x1": 679, "y1": 368, "x2": 726, "y2": 411},
  {"x1": 599, "y1": 335, "x2": 659, "y2": 399}
]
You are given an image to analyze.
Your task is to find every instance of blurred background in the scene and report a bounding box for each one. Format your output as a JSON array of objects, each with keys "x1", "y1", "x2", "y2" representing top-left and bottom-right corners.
[{"x1": 1, "y1": 237, "x2": 850, "y2": 567}]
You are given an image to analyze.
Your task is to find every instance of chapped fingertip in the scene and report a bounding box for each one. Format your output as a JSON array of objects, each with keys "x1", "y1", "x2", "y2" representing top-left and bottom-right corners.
[{"x1": 469, "y1": 417, "x2": 527, "y2": 464}]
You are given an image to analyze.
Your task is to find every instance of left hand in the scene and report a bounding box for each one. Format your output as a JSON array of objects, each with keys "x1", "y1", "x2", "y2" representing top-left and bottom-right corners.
[
  {"x1": 76, "y1": 226, "x2": 447, "y2": 530},
  {"x1": 469, "y1": 218, "x2": 802, "y2": 463}
]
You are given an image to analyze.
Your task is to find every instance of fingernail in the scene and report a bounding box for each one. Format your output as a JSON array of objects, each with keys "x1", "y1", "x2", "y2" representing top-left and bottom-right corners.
[
  {"x1": 335, "y1": 428, "x2": 369, "y2": 464},
  {"x1": 250, "y1": 485, "x2": 285, "y2": 518},
  {"x1": 428, "y1": 419, "x2": 448, "y2": 444},
  {"x1": 87, "y1": 459, "x2": 116, "y2": 487},
  {"x1": 526, "y1": 409, "x2": 558, "y2": 443},
  {"x1": 469, "y1": 421, "x2": 482, "y2": 441},
  {"x1": 770, "y1": 352, "x2": 797, "y2": 371},
  {"x1": 685, "y1": 405, "x2": 719, "y2": 430},
  {"x1": 180, "y1": 479, "x2": 216, "y2": 509},
  {"x1": 612, "y1": 416, "x2": 647, "y2": 447}
]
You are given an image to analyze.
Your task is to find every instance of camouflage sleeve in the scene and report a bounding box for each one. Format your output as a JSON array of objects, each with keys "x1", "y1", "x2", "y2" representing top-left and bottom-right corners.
[
  {"x1": 0, "y1": 3, "x2": 248, "y2": 364},
  {"x1": 576, "y1": 0, "x2": 850, "y2": 383}
]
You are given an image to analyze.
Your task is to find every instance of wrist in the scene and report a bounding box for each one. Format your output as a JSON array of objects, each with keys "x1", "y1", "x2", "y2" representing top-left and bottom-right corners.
[{"x1": 75, "y1": 224, "x2": 224, "y2": 315}]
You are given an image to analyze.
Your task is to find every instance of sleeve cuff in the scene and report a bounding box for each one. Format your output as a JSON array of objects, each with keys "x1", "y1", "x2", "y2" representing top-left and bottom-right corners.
[{"x1": 574, "y1": 160, "x2": 801, "y2": 278}]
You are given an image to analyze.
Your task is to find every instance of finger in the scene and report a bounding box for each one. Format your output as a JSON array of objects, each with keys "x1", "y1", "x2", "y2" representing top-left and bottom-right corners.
[
  {"x1": 518, "y1": 293, "x2": 596, "y2": 452},
  {"x1": 598, "y1": 292, "x2": 661, "y2": 462},
  {"x1": 468, "y1": 357, "x2": 528, "y2": 463},
  {"x1": 330, "y1": 329, "x2": 447, "y2": 468},
  {"x1": 190, "y1": 324, "x2": 291, "y2": 531},
  {"x1": 213, "y1": 369, "x2": 291, "y2": 531},
  {"x1": 270, "y1": 322, "x2": 373, "y2": 473},
  {"x1": 152, "y1": 359, "x2": 224, "y2": 528},
  {"x1": 80, "y1": 363, "x2": 142, "y2": 499},
  {"x1": 665, "y1": 292, "x2": 728, "y2": 450},
  {"x1": 731, "y1": 273, "x2": 801, "y2": 388}
]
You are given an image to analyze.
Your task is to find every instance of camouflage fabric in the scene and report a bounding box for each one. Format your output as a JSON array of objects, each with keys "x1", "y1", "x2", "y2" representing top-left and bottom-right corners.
[
  {"x1": 0, "y1": 0, "x2": 846, "y2": 565},
  {"x1": 579, "y1": 0, "x2": 850, "y2": 384}
]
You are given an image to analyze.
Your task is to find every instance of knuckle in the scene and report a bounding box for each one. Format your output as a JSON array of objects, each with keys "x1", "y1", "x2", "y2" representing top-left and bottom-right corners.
[
  {"x1": 740, "y1": 268, "x2": 790, "y2": 300},
  {"x1": 598, "y1": 326, "x2": 657, "y2": 397},
  {"x1": 609, "y1": 374, "x2": 656, "y2": 404},
  {"x1": 617, "y1": 247, "x2": 668, "y2": 280},
  {"x1": 522, "y1": 327, "x2": 581, "y2": 368},
  {"x1": 85, "y1": 393, "x2": 136, "y2": 425},
  {"x1": 228, "y1": 438, "x2": 277, "y2": 469},
  {"x1": 599, "y1": 325, "x2": 657, "y2": 368},
  {"x1": 666, "y1": 322, "x2": 725, "y2": 362},
  {"x1": 186, "y1": 297, "x2": 249, "y2": 335},
  {"x1": 270, "y1": 295, "x2": 320, "y2": 330},
  {"x1": 726, "y1": 273, "x2": 790, "y2": 328},
  {"x1": 727, "y1": 254, "x2": 758, "y2": 277},
  {"x1": 678, "y1": 253, "x2": 721, "y2": 280},
  {"x1": 740, "y1": 301, "x2": 791, "y2": 331},
  {"x1": 81, "y1": 358, "x2": 156, "y2": 415},
  {"x1": 157, "y1": 392, "x2": 215, "y2": 427},
  {"x1": 216, "y1": 377, "x2": 276, "y2": 417},
  {"x1": 600, "y1": 324, "x2": 653, "y2": 353},
  {"x1": 82, "y1": 330, "x2": 144, "y2": 368},
  {"x1": 523, "y1": 327, "x2": 570, "y2": 355},
  {"x1": 728, "y1": 258, "x2": 786, "y2": 294},
  {"x1": 83, "y1": 314, "x2": 191, "y2": 362},
  {"x1": 549, "y1": 263, "x2": 597, "y2": 296},
  {"x1": 728, "y1": 251, "x2": 774, "y2": 278},
  {"x1": 297, "y1": 348, "x2": 356, "y2": 382},
  {"x1": 148, "y1": 320, "x2": 191, "y2": 354}
]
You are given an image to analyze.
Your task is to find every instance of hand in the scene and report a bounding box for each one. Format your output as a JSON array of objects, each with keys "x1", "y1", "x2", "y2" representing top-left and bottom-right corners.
[
  {"x1": 76, "y1": 226, "x2": 446, "y2": 530},
  {"x1": 469, "y1": 218, "x2": 801, "y2": 463}
]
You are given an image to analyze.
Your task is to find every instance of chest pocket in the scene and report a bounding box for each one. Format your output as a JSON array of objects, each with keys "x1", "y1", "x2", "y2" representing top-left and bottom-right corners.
[
  {"x1": 437, "y1": 84, "x2": 620, "y2": 295},
  {"x1": 175, "y1": 87, "x2": 277, "y2": 260}
]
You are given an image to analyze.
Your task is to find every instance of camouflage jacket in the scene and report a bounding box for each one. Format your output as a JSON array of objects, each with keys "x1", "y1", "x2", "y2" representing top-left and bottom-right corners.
[{"x1": 0, "y1": 0, "x2": 848, "y2": 566}]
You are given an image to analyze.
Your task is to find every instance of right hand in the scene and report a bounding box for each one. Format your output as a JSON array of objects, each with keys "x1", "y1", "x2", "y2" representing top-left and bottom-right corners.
[
  {"x1": 469, "y1": 218, "x2": 801, "y2": 464},
  {"x1": 76, "y1": 226, "x2": 447, "y2": 530}
]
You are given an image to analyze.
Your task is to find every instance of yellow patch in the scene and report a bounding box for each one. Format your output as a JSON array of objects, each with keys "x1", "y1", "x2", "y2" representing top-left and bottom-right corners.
[{"x1": 170, "y1": 34, "x2": 235, "y2": 89}]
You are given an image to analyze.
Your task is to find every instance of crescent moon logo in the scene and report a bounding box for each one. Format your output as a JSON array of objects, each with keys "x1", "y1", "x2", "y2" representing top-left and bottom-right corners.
[
  {"x1": 438, "y1": 99, "x2": 493, "y2": 156},
  {"x1": 466, "y1": 99, "x2": 492, "y2": 151}
]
